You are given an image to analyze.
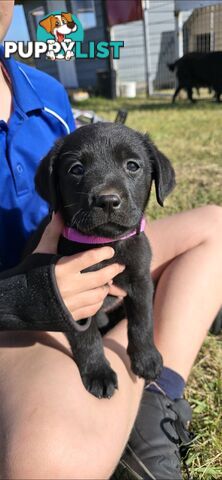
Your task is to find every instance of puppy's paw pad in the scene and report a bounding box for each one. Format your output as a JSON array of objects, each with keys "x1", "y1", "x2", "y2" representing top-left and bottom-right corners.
[
  {"x1": 82, "y1": 365, "x2": 118, "y2": 399},
  {"x1": 129, "y1": 348, "x2": 163, "y2": 381}
]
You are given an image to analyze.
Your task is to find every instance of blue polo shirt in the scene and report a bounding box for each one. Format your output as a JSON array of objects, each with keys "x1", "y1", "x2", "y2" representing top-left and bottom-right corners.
[{"x1": 0, "y1": 46, "x2": 75, "y2": 271}]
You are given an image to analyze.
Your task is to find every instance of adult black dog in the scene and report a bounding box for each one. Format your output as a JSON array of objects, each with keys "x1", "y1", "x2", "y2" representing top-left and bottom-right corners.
[
  {"x1": 168, "y1": 51, "x2": 222, "y2": 103},
  {"x1": 33, "y1": 123, "x2": 176, "y2": 398}
]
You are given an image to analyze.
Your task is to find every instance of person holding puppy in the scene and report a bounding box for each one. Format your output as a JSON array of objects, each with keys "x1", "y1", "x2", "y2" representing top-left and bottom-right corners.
[{"x1": 0, "y1": 2, "x2": 222, "y2": 479}]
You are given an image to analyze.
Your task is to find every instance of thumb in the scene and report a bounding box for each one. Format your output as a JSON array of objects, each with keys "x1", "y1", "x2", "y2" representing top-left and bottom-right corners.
[{"x1": 34, "y1": 212, "x2": 64, "y2": 254}]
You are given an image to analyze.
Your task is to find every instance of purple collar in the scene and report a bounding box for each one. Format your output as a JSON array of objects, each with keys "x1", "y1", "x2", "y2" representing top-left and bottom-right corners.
[{"x1": 63, "y1": 217, "x2": 146, "y2": 244}]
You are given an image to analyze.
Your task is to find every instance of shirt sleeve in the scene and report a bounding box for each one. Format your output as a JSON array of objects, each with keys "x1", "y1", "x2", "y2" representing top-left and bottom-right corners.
[{"x1": 0, "y1": 253, "x2": 91, "y2": 332}]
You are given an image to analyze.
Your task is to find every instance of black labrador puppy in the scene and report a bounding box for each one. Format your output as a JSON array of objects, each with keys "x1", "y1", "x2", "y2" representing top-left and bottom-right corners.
[{"x1": 35, "y1": 122, "x2": 175, "y2": 399}]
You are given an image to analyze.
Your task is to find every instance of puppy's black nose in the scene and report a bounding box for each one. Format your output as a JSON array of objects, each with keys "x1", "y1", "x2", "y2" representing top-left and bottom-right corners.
[{"x1": 93, "y1": 194, "x2": 121, "y2": 210}]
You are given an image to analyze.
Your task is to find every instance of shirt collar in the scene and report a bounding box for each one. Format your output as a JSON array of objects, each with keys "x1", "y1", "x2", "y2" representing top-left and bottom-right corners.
[{"x1": 0, "y1": 45, "x2": 44, "y2": 113}]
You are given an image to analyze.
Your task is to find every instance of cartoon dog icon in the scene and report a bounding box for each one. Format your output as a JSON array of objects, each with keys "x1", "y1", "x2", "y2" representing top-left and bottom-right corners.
[{"x1": 39, "y1": 13, "x2": 77, "y2": 60}]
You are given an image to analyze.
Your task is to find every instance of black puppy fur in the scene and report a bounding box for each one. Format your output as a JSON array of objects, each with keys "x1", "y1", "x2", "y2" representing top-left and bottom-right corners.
[{"x1": 35, "y1": 122, "x2": 175, "y2": 399}]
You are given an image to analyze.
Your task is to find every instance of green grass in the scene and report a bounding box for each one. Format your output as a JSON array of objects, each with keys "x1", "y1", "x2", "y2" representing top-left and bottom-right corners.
[
  {"x1": 74, "y1": 95, "x2": 222, "y2": 479},
  {"x1": 186, "y1": 335, "x2": 222, "y2": 479}
]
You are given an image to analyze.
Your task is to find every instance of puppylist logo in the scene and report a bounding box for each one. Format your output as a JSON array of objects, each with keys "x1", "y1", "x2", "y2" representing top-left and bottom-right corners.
[{"x1": 4, "y1": 11, "x2": 124, "y2": 61}]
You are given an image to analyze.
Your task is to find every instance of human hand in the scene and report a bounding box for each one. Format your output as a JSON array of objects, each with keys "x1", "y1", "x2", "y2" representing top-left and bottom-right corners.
[
  {"x1": 55, "y1": 251, "x2": 125, "y2": 320},
  {"x1": 34, "y1": 213, "x2": 126, "y2": 320},
  {"x1": 109, "y1": 283, "x2": 126, "y2": 298},
  {"x1": 33, "y1": 212, "x2": 64, "y2": 254}
]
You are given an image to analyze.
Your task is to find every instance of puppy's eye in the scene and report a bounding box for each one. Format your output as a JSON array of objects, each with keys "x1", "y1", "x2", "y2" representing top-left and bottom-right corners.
[
  {"x1": 69, "y1": 163, "x2": 85, "y2": 176},
  {"x1": 126, "y1": 161, "x2": 140, "y2": 172}
]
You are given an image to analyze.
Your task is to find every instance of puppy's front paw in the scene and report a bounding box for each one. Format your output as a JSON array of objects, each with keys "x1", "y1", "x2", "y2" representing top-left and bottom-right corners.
[
  {"x1": 129, "y1": 346, "x2": 163, "y2": 381},
  {"x1": 65, "y1": 50, "x2": 74, "y2": 60},
  {"x1": 82, "y1": 364, "x2": 118, "y2": 399}
]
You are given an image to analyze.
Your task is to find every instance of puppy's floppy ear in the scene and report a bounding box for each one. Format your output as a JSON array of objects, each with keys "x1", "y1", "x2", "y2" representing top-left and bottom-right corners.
[
  {"x1": 39, "y1": 16, "x2": 54, "y2": 33},
  {"x1": 62, "y1": 12, "x2": 73, "y2": 23},
  {"x1": 35, "y1": 138, "x2": 64, "y2": 212},
  {"x1": 144, "y1": 136, "x2": 176, "y2": 206}
]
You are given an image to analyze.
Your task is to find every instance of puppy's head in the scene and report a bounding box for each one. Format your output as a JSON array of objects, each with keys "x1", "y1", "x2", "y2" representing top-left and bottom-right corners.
[
  {"x1": 39, "y1": 13, "x2": 76, "y2": 37},
  {"x1": 35, "y1": 123, "x2": 175, "y2": 237},
  {"x1": 61, "y1": 12, "x2": 76, "y2": 30}
]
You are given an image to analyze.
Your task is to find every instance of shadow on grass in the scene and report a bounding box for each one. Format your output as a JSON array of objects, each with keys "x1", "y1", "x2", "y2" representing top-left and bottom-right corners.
[
  {"x1": 74, "y1": 96, "x2": 222, "y2": 113},
  {"x1": 114, "y1": 101, "x2": 219, "y2": 112}
]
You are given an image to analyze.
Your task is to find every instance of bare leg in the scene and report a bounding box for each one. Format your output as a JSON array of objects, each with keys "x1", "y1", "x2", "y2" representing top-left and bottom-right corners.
[
  {"x1": 0, "y1": 205, "x2": 221, "y2": 478},
  {"x1": 148, "y1": 204, "x2": 222, "y2": 380},
  {"x1": 0, "y1": 322, "x2": 144, "y2": 479}
]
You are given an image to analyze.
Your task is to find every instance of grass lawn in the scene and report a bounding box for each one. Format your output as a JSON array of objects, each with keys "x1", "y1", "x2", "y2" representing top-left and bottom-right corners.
[{"x1": 74, "y1": 96, "x2": 222, "y2": 479}]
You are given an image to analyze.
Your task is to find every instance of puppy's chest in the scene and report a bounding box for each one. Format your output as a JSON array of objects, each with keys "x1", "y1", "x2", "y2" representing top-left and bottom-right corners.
[{"x1": 58, "y1": 233, "x2": 150, "y2": 290}]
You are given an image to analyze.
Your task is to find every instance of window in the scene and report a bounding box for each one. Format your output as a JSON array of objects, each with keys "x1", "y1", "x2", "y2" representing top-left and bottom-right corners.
[
  {"x1": 196, "y1": 33, "x2": 212, "y2": 52},
  {"x1": 70, "y1": 0, "x2": 96, "y2": 30}
]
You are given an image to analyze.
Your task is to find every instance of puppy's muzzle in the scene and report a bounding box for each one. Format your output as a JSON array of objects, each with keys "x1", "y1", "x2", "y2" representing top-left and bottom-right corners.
[{"x1": 92, "y1": 194, "x2": 122, "y2": 211}]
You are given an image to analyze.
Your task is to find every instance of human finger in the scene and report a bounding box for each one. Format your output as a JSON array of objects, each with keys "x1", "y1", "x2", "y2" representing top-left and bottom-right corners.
[
  {"x1": 34, "y1": 212, "x2": 64, "y2": 254},
  {"x1": 80, "y1": 263, "x2": 125, "y2": 291},
  {"x1": 73, "y1": 301, "x2": 104, "y2": 321},
  {"x1": 62, "y1": 285, "x2": 110, "y2": 312},
  {"x1": 109, "y1": 284, "x2": 127, "y2": 297},
  {"x1": 57, "y1": 246, "x2": 115, "y2": 273}
]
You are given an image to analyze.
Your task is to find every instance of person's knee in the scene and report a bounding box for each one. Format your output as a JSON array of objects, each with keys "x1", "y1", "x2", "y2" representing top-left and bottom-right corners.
[
  {"x1": 207, "y1": 204, "x2": 222, "y2": 223},
  {"x1": 203, "y1": 204, "x2": 222, "y2": 240}
]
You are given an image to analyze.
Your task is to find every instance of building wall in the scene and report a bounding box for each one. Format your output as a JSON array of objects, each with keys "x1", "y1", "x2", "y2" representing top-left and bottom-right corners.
[
  {"x1": 112, "y1": 0, "x2": 190, "y2": 92},
  {"x1": 184, "y1": 4, "x2": 222, "y2": 52},
  {"x1": 148, "y1": 0, "x2": 175, "y2": 89},
  {"x1": 72, "y1": 0, "x2": 110, "y2": 89},
  {"x1": 214, "y1": 3, "x2": 222, "y2": 49},
  {"x1": 111, "y1": 19, "x2": 145, "y2": 88}
]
